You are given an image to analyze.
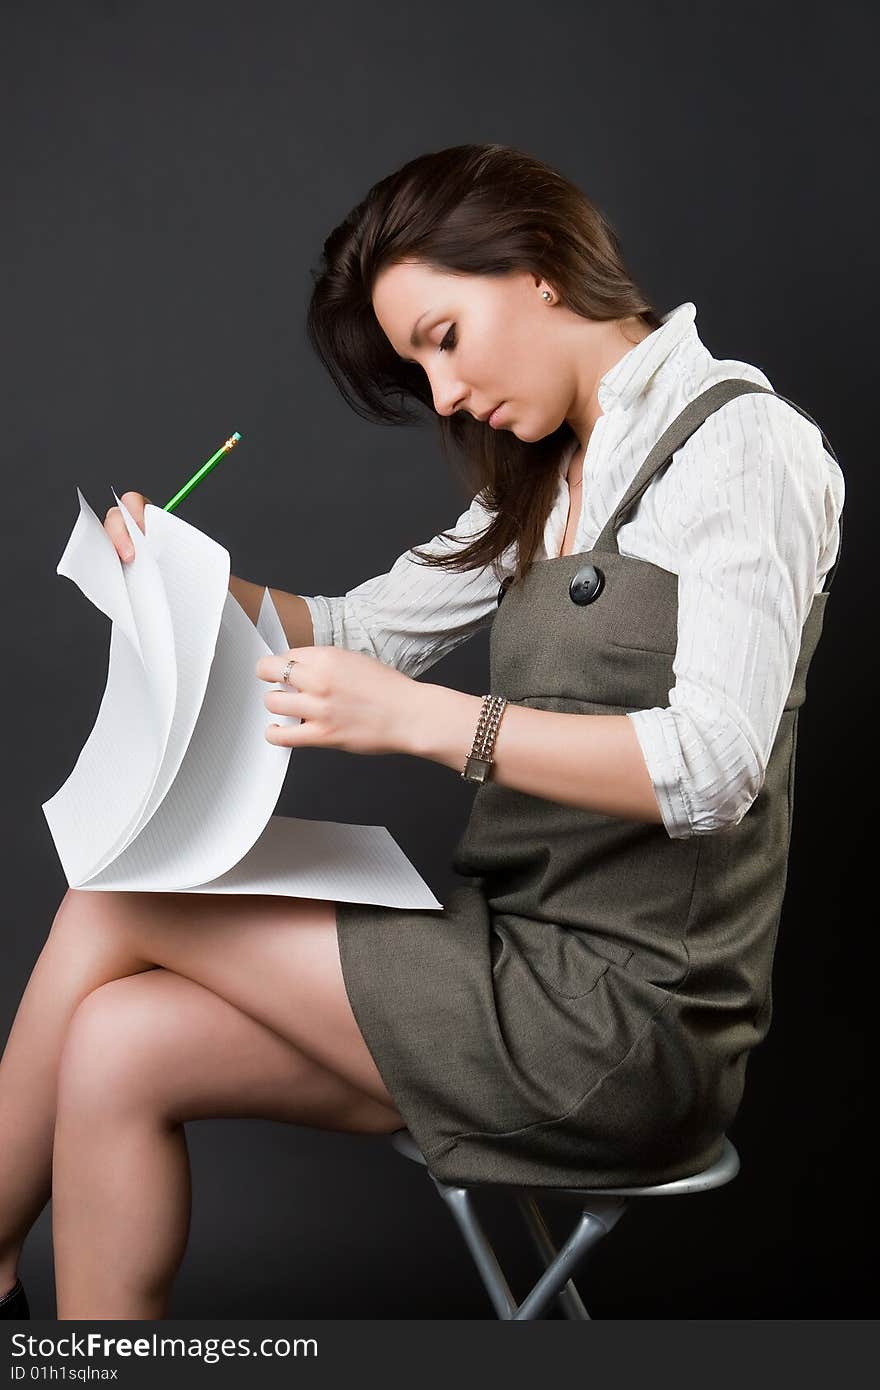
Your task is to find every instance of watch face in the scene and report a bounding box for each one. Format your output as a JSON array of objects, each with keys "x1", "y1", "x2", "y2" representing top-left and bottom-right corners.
[{"x1": 464, "y1": 755, "x2": 492, "y2": 783}]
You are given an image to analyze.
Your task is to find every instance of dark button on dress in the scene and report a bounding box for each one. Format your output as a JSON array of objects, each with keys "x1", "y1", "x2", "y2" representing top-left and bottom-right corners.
[{"x1": 334, "y1": 379, "x2": 843, "y2": 1189}]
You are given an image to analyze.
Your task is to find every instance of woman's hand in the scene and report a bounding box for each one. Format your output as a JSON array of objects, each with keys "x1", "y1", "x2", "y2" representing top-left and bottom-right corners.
[
  {"x1": 103, "y1": 491, "x2": 153, "y2": 563},
  {"x1": 254, "y1": 646, "x2": 425, "y2": 757}
]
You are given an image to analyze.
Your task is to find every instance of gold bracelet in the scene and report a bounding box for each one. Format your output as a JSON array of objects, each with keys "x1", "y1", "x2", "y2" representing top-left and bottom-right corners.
[{"x1": 461, "y1": 694, "x2": 508, "y2": 783}]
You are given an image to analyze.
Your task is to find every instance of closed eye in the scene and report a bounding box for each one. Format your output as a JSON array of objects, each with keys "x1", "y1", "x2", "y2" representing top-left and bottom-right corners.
[{"x1": 402, "y1": 325, "x2": 456, "y2": 364}]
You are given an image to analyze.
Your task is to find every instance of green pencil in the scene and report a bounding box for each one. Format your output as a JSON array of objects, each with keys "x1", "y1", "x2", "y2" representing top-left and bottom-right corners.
[{"x1": 163, "y1": 433, "x2": 242, "y2": 513}]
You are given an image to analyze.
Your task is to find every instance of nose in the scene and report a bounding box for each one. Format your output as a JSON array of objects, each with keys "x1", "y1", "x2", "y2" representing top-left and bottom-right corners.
[{"x1": 428, "y1": 369, "x2": 468, "y2": 418}]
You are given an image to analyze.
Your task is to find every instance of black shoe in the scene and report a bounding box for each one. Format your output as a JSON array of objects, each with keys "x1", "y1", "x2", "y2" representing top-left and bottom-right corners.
[{"x1": 0, "y1": 1278, "x2": 30, "y2": 1319}]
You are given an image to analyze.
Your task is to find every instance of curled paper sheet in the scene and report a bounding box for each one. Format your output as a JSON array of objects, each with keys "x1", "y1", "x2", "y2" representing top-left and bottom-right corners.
[{"x1": 40, "y1": 490, "x2": 442, "y2": 911}]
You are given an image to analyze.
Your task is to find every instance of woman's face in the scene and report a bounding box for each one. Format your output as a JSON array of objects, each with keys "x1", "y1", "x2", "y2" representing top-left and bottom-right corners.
[{"x1": 371, "y1": 259, "x2": 579, "y2": 442}]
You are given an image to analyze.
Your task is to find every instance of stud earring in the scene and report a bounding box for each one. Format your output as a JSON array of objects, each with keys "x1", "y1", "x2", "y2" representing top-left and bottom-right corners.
[{"x1": 541, "y1": 290, "x2": 552, "y2": 301}]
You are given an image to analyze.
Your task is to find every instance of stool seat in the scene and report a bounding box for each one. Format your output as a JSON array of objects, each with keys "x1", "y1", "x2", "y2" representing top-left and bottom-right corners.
[
  {"x1": 387, "y1": 1128, "x2": 741, "y2": 1319},
  {"x1": 389, "y1": 1127, "x2": 740, "y2": 1196}
]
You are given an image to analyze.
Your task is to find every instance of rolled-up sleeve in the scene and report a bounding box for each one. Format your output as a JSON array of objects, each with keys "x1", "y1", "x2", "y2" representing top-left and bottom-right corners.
[
  {"x1": 300, "y1": 491, "x2": 513, "y2": 680},
  {"x1": 626, "y1": 392, "x2": 844, "y2": 839}
]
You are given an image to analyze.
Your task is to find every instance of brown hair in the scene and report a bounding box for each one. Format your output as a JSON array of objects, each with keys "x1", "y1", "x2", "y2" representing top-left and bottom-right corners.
[{"x1": 306, "y1": 143, "x2": 663, "y2": 584}]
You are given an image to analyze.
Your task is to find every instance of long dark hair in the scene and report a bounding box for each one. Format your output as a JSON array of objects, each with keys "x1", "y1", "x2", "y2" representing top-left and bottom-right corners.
[{"x1": 306, "y1": 143, "x2": 663, "y2": 584}]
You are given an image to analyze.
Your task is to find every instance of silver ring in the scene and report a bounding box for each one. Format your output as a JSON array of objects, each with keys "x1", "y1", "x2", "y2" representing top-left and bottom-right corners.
[{"x1": 281, "y1": 658, "x2": 296, "y2": 685}]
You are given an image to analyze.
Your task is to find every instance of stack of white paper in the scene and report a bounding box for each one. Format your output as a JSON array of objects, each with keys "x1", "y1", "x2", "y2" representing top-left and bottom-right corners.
[{"x1": 41, "y1": 490, "x2": 442, "y2": 911}]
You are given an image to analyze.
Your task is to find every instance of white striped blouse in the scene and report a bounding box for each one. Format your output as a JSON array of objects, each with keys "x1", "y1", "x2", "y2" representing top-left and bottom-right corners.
[{"x1": 300, "y1": 302, "x2": 845, "y2": 840}]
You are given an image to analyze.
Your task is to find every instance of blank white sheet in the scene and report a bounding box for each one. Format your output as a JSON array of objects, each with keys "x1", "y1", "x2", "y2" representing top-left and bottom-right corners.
[{"x1": 41, "y1": 490, "x2": 442, "y2": 912}]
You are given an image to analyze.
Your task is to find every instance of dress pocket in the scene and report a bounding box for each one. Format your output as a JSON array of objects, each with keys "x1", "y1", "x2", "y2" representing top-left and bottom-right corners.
[
  {"x1": 606, "y1": 562, "x2": 679, "y2": 655},
  {"x1": 497, "y1": 918, "x2": 635, "y2": 1000}
]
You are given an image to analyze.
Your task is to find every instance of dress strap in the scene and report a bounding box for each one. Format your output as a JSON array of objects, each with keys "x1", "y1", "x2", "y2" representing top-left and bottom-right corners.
[{"x1": 593, "y1": 379, "x2": 843, "y2": 595}]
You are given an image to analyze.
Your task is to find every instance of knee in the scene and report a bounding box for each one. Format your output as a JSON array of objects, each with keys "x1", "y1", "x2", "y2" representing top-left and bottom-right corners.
[
  {"x1": 50, "y1": 888, "x2": 126, "y2": 944},
  {"x1": 57, "y1": 978, "x2": 168, "y2": 1120},
  {"x1": 49, "y1": 888, "x2": 153, "y2": 969},
  {"x1": 52, "y1": 886, "x2": 152, "y2": 927}
]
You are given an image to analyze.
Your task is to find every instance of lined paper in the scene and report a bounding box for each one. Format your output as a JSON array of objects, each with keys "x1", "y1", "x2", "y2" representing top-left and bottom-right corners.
[{"x1": 41, "y1": 491, "x2": 441, "y2": 911}]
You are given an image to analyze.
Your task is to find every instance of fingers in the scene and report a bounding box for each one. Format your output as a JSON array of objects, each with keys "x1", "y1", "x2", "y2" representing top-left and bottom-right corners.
[
  {"x1": 254, "y1": 649, "x2": 310, "y2": 683},
  {"x1": 102, "y1": 491, "x2": 153, "y2": 564},
  {"x1": 263, "y1": 686, "x2": 313, "y2": 745},
  {"x1": 263, "y1": 686, "x2": 307, "y2": 716}
]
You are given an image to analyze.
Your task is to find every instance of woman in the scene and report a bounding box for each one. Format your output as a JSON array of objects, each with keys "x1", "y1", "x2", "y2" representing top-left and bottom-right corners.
[{"x1": 0, "y1": 143, "x2": 844, "y2": 1320}]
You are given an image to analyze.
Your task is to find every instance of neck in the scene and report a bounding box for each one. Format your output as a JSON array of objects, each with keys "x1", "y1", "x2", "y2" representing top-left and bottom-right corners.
[{"x1": 565, "y1": 315, "x2": 655, "y2": 450}]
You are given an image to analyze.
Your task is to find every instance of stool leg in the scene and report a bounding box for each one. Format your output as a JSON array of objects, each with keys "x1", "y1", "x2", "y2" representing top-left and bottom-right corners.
[
  {"x1": 429, "y1": 1178, "x2": 519, "y2": 1318},
  {"x1": 511, "y1": 1195, "x2": 628, "y2": 1323},
  {"x1": 514, "y1": 1194, "x2": 591, "y2": 1319},
  {"x1": 429, "y1": 1174, "x2": 629, "y2": 1321},
  {"x1": 513, "y1": 1204, "x2": 624, "y2": 1319}
]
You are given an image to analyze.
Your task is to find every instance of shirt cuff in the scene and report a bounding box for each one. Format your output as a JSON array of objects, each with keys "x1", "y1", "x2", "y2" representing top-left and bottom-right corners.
[
  {"x1": 299, "y1": 594, "x2": 335, "y2": 648},
  {"x1": 626, "y1": 708, "x2": 695, "y2": 840}
]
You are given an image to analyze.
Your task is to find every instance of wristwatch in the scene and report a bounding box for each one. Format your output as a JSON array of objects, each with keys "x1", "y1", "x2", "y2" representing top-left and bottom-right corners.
[{"x1": 461, "y1": 694, "x2": 508, "y2": 783}]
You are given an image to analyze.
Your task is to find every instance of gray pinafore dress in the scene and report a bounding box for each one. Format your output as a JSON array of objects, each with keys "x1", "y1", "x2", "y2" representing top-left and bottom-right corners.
[{"x1": 335, "y1": 379, "x2": 843, "y2": 1190}]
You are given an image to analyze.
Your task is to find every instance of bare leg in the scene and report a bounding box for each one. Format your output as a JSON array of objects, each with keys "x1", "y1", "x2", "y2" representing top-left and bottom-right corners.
[
  {"x1": 0, "y1": 887, "x2": 403, "y2": 1301},
  {"x1": 0, "y1": 893, "x2": 155, "y2": 1291},
  {"x1": 53, "y1": 966, "x2": 400, "y2": 1319}
]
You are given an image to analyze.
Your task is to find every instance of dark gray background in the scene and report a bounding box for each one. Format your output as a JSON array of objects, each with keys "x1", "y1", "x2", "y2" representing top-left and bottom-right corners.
[{"x1": 2, "y1": 0, "x2": 873, "y2": 1318}]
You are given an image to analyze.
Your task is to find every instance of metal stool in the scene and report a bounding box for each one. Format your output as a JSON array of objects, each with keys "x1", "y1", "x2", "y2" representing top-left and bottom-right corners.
[{"x1": 388, "y1": 1129, "x2": 740, "y2": 1319}]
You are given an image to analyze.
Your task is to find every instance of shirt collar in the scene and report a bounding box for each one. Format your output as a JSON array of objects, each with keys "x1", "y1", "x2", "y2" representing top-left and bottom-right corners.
[{"x1": 596, "y1": 301, "x2": 698, "y2": 414}]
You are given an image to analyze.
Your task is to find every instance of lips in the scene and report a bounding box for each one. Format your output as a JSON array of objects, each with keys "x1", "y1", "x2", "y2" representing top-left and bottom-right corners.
[{"x1": 487, "y1": 402, "x2": 506, "y2": 427}]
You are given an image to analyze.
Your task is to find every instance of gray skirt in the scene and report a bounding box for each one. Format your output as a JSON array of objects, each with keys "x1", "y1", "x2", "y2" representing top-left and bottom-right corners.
[{"x1": 334, "y1": 882, "x2": 724, "y2": 1191}]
